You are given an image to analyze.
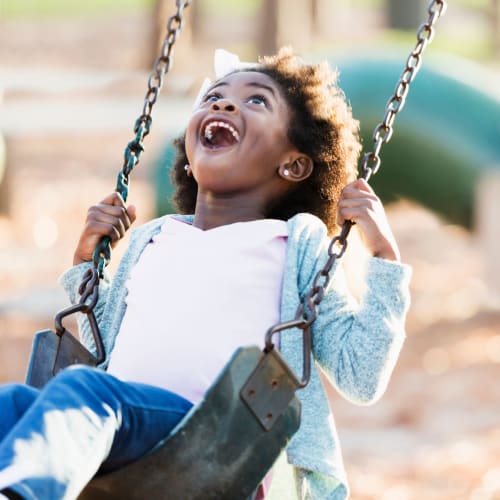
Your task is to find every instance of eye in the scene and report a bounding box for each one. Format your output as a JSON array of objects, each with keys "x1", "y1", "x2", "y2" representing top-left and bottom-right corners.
[
  {"x1": 247, "y1": 95, "x2": 268, "y2": 107},
  {"x1": 203, "y1": 92, "x2": 222, "y2": 103}
]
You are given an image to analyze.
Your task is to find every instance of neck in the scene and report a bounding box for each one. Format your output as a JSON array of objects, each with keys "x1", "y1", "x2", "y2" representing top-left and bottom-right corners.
[{"x1": 192, "y1": 192, "x2": 268, "y2": 230}]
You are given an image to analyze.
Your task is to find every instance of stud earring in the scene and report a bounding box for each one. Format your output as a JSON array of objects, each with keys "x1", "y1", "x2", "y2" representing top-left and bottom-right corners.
[
  {"x1": 184, "y1": 164, "x2": 192, "y2": 177},
  {"x1": 283, "y1": 169, "x2": 290, "y2": 177}
]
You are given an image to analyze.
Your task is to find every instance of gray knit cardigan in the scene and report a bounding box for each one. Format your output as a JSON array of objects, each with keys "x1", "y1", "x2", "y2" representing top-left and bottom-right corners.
[{"x1": 60, "y1": 212, "x2": 411, "y2": 499}]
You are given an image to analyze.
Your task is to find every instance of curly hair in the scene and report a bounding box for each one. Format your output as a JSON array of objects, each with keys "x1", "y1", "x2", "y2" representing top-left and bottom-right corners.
[{"x1": 170, "y1": 47, "x2": 361, "y2": 233}]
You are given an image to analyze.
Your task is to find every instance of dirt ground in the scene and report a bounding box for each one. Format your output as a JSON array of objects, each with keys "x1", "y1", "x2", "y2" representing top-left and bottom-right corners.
[{"x1": 1, "y1": 9, "x2": 500, "y2": 500}]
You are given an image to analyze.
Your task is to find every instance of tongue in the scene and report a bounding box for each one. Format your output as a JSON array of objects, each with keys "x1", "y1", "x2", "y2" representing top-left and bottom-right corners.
[{"x1": 211, "y1": 128, "x2": 237, "y2": 147}]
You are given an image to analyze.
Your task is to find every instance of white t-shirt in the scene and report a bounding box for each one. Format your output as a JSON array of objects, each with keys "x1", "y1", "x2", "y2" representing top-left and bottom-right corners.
[{"x1": 107, "y1": 216, "x2": 288, "y2": 403}]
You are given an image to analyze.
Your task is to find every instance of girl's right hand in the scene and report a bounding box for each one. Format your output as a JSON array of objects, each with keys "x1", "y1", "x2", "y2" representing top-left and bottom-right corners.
[{"x1": 73, "y1": 192, "x2": 137, "y2": 266}]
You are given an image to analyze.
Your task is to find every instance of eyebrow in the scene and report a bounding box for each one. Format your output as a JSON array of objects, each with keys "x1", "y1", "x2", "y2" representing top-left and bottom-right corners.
[
  {"x1": 245, "y1": 82, "x2": 277, "y2": 98},
  {"x1": 208, "y1": 81, "x2": 277, "y2": 99}
]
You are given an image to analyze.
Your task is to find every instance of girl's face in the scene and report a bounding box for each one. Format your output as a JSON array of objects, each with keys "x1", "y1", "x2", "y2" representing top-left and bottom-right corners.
[{"x1": 185, "y1": 71, "x2": 299, "y2": 201}]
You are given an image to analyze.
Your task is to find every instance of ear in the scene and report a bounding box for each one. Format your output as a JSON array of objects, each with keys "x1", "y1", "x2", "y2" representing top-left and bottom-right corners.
[{"x1": 278, "y1": 154, "x2": 314, "y2": 182}]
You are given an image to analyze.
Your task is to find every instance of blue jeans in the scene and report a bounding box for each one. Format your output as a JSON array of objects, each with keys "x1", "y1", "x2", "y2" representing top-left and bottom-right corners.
[{"x1": 0, "y1": 366, "x2": 192, "y2": 499}]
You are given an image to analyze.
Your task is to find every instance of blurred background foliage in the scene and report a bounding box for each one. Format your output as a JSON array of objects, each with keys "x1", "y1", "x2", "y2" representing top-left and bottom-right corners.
[{"x1": 1, "y1": 1, "x2": 497, "y2": 63}]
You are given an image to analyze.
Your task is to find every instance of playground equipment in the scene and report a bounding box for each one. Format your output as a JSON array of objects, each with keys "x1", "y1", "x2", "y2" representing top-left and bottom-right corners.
[
  {"x1": 22, "y1": 0, "x2": 447, "y2": 498},
  {"x1": 336, "y1": 54, "x2": 500, "y2": 228}
]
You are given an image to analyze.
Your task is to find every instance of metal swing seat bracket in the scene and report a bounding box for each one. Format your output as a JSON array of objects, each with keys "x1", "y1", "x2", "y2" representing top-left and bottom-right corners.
[
  {"x1": 77, "y1": 318, "x2": 310, "y2": 499},
  {"x1": 240, "y1": 318, "x2": 309, "y2": 431},
  {"x1": 79, "y1": 343, "x2": 304, "y2": 500},
  {"x1": 26, "y1": 268, "x2": 106, "y2": 389}
]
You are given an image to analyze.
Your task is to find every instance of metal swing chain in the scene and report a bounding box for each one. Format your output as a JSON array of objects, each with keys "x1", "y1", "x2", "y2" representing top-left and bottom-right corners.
[
  {"x1": 78, "y1": 0, "x2": 191, "y2": 310},
  {"x1": 265, "y1": 0, "x2": 447, "y2": 386}
]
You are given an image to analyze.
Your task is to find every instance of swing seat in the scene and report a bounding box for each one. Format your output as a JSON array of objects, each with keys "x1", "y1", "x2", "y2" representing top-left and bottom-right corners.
[
  {"x1": 78, "y1": 346, "x2": 301, "y2": 500},
  {"x1": 26, "y1": 329, "x2": 98, "y2": 389}
]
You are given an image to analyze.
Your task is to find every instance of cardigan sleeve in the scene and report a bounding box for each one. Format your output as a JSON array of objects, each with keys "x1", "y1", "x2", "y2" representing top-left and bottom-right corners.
[
  {"x1": 59, "y1": 262, "x2": 112, "y2": 357},
  {"x1": 310, "y1": 249, "x2": 412, "y2": 404}
]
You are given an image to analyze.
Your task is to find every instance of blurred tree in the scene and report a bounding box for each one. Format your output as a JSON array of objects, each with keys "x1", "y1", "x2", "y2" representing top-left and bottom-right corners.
[
  {"x1": 151, "y1": 0, "x2": 197, "y2": 68},
  {"x1": 493, "y1": 0, "x2": 500, "y2": 58},
  {"x1": 310, "y1": 0, "x2": 338, "y2": 43},
  {"x1": 0, "y1": 133, "x2": 10, "y2": 216},
  {"x1": 387, "y1": 0, "x2": 426, "y2": 30},
  {"x1": 257, "y1": 0, "x2": 279, "y2": 54},
  {"x1": 256, "y1": 0, "x2": 313, "y2": 55}
]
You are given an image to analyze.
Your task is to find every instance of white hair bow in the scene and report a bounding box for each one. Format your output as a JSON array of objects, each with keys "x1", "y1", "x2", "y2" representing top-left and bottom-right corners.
[{"x1": 193, "y1": 49, "x2": 260, "y2": 109}]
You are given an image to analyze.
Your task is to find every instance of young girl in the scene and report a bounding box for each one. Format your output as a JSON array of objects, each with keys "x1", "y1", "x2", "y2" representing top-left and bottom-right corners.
[{"x1": 0, "y1": 48, "x2": 410, "y2": 499}]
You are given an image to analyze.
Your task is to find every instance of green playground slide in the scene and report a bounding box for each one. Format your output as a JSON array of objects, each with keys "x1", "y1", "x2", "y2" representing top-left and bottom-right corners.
[{"x1": 335, "y1": 54, "x2": 500, "y2": 227}]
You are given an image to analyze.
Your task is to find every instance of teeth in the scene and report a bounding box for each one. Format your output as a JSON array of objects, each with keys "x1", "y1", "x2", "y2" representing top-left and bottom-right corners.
[{"x1": 204, "y1": 121, "x2": 240, "y2": 142}]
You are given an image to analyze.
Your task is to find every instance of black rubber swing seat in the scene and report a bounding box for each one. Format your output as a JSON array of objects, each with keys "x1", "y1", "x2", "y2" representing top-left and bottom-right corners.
[{"x1": 77, "y1": 346, "x2": 302, "y2": 500}]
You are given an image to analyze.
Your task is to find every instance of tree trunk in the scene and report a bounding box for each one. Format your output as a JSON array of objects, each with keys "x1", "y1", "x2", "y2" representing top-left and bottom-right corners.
[
  {"x1": 256, "y1": 0, "x2": 313, "y2": 56},
  {"x1": 150, "y1": 0, "x2": 195, "y2": 69},
  {"x1": 386, "y1": 0, "x2": 426, "y2": 30},
  {"x1": 257, "y1": 0, "x2": 280, "y2": 55},
  {"x1": 493, "y1": 0, "x2": 500, "y2": 58},
  {"x1": 0, "y1": 134, "x2": 10, "y2": 215}
]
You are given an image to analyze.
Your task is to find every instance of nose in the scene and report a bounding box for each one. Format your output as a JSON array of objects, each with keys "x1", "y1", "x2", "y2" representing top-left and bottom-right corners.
[{"x1": 210, "y1": 98, "x2": 237, "y2": 113}]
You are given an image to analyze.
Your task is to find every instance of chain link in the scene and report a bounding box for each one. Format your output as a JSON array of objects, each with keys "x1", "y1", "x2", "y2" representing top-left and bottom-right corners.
[
  {"x1": 76, "y1": 0, "x2": 446, "y2": 352},
  {"x1": 295, "y1": 0, "x2": 447, "y2": 329},
  {"x1": 121, "y1": 0, "x2": 190, "y2": 204},
  {"x1": 360, "y1": 0, "x2": 446, "y2": 182},
  {"x1": 79, "y1": 0, "x2": 191, "y2": 305}
]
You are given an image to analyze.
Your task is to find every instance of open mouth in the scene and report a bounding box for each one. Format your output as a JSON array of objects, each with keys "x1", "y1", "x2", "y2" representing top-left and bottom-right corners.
[{"x1": 201, "y1": 120, "x2": 240, "y2": 149}]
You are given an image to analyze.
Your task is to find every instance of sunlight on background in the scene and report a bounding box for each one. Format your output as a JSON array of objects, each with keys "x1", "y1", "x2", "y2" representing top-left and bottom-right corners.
[
  {"x1": 32, "y1": 216, "x2": 59, "y2": 249},
  {"x1": 422, "y1": 347, "x2": 451, "y2": 375},
  {"x1": 486, "y1": 335, "x2": 500, "y2": 363}
]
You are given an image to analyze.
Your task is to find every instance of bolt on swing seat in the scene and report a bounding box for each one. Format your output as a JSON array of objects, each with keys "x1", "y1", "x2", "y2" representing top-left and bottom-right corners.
[
  {"x1": 23, "y1": 0, "x2": 447, "y2": 497},
  {"x1": 78, "y1": 346, "x2": 302, "y2": 500}
]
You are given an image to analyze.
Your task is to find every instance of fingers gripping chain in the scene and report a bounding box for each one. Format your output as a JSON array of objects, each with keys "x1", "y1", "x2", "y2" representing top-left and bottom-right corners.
[
  {"x1": 81, "y1": 0, "x2": 190, "y2": 305},
  {"x1": 309, "y1": 0, "x2": 447, "y2": 320},
  {"x1": 67, "y1": 1, "x2": 191, "y2": 363},
  {"x1": 267, "y1": 1, "x2": 447, "y2": 386},
  {"x1": 312, "y1": 0, "x2": 447, "y2": 316}
]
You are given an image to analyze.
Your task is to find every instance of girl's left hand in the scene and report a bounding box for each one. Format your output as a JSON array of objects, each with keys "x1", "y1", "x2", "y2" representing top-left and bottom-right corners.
[{"x1": 337, "y1": 178, "x2": 401, "y2": 262}]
